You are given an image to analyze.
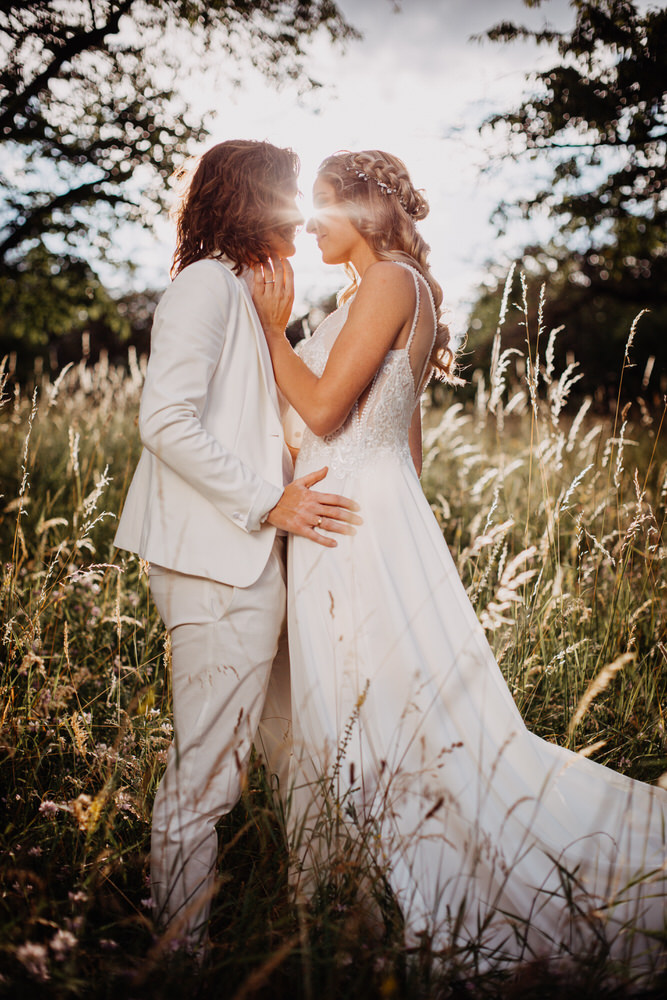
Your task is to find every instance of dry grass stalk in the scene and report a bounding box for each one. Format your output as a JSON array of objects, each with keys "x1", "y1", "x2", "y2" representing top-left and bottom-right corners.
[{"x1": 567, "y1": 652, "x2": 636, "y2": 739}]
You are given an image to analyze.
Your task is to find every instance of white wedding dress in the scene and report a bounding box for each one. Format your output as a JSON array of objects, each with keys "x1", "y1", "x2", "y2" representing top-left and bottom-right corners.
[{"x1": 286, "y1": 262, "x2": 666, "y2": 974}]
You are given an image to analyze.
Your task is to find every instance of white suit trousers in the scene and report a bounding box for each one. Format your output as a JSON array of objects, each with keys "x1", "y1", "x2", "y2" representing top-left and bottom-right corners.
[{"x1": 148, "y1": 538, "x2": 290, "y2": 944}]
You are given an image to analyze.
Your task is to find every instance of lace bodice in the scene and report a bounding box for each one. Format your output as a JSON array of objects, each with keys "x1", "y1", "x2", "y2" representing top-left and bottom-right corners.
[{"x1": 295, "y1": 263, "x2": 436, "y2": 479}]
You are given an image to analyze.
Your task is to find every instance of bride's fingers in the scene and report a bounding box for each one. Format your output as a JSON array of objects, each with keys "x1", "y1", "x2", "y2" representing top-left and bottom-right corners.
[
  {"x1": 271, "y1": 256, "x2": 292, "y2": 300},
  {"x1": 283, "y1": 257, "x2": 294, "y2": 300},
  {"x1": 252, "y1": 262, "x2": 266, "y2": 293},
  {"x1": 263, "y1": 259, "x2": 276, "y2": 287},
  {"x1": 252, "y1": 260, "x2": 276, "y2": 295},
  {"x1": 268, "y1": 254, "x2": 282, "y2": 285}
]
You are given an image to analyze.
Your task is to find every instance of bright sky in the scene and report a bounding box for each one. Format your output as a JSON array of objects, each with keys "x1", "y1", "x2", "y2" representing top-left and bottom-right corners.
[{"x1": 127, "y1": 0, "x2": 578, "y2": 337}]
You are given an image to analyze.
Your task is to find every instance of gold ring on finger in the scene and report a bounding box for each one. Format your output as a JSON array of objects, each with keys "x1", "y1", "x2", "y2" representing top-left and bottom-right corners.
[{"x1": 316, "y1": 516, "x2": 323, "y2": 528}]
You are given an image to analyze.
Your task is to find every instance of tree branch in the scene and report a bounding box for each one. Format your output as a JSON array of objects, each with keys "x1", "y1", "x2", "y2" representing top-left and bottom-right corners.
[
  {"x1": 0, "y1": 179, "x2": 132, "y2": 260},
  {"x1": 0, "y1": 0, "x2": 135, "y2": 133}
]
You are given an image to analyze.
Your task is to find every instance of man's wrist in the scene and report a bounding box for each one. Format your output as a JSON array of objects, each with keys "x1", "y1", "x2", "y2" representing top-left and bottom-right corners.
[
  {"x1": 248, "y1": 482, "x2": 283, "y2": 532},
  {"x1": 260, "y1": 487, "x2": 284, "y2": 523}
]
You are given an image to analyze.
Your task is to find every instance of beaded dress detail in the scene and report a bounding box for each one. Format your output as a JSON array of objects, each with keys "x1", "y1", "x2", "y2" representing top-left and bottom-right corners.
[
  {"x1": 285, "y1": 262, "x2": 667, "y2": 976},
  {"x1": 295, "y1": 264, "x2": 435, "y2": 478}
]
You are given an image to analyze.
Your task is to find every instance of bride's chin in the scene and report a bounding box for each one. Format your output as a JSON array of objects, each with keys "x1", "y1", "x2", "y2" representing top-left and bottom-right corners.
[{"x1": 319, "y1": 249, "x2": 341, "y2": 266}]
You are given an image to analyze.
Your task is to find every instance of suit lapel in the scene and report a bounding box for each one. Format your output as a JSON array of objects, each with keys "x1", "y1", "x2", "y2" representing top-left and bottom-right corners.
[
  {"x1": 238, "y1": 275, "x2": 281, "y2": 415},
  {"x1": 216, "y1": 257, "x2": 280, "y2": 416}
]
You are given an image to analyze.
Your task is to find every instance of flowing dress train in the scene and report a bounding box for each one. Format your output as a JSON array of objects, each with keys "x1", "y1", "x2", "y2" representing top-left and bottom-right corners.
[{"x1": 286, "y1": 262, "x2": 667, "y2": 974}]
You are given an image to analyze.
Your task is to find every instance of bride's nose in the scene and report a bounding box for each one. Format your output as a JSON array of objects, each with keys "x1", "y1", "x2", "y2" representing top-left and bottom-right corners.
[{"x1": 306, "y1": 216, "x2": 318, "y2": 234}]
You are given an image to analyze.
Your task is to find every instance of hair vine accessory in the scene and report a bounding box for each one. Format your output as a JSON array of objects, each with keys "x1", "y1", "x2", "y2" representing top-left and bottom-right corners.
[{"x1": 349, "y1": 165, "x2": 398, "y2": 197}]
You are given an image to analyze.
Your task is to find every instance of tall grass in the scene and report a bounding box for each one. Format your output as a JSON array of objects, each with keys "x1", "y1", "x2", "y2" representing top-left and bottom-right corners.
[
  {"x1": 422, "y1": 273, "x2": 667, "y2": 783},
  {"x1": 0, "y1": 277, "x2": 666, "y2": 998}
]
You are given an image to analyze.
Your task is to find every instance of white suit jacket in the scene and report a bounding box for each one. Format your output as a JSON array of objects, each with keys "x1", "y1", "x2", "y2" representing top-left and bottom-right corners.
[{"x1": 114, "y1": 257, "x2": 290, "y2": 587}]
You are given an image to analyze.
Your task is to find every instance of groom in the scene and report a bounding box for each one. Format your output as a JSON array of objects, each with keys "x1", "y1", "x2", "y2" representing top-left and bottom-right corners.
[{"x1": 114, "y1": 139, "x2": 360, "y2": 949}]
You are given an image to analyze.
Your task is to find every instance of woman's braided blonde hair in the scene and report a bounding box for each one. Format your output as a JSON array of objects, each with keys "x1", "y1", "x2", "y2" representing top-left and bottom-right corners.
[{"x1": 316, "y1": 149, "x2": 455, "y2": 382}]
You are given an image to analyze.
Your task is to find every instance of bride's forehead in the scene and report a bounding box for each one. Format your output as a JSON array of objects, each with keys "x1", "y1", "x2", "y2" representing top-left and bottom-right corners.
[{"x1": 312, "y1": 176, "x2": 336, "y2": 198}]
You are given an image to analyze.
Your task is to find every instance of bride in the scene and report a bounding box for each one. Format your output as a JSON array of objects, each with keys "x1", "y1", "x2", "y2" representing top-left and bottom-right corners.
[{"x1": 251, "y1": 149, "x2": 667, "y2": 974}]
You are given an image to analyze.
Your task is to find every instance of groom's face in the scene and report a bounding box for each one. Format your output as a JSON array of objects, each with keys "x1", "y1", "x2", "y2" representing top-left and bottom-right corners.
[{"x1": 266, "y1": 185, "x2": 304, "y2": 259}]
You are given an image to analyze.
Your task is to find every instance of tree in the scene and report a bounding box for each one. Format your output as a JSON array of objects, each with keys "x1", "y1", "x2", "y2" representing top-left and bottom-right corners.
[
  {"x1": 0, "y1": 243, "x2": 163, "y2": 381},
  {"x1": 468, "y1": 0, "x2": 666, "y2": 403},
  {"x1": 466, "y1": 245, "x2": 667, "y2": 411},
  {"x1": 0, "y1": 0, "x2": 356, "y2": 269},
  {"x1": 0, "y1": 1, "x2": 356, "y2": 370},
  {"x1": 0, "y1": 243, "x2": 125, "y2": 346}
]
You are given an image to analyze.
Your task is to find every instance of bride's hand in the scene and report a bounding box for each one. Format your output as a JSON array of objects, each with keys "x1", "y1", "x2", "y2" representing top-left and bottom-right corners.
[{"x1": 251, "y1": 255, "x2": 295, "y2": 341}]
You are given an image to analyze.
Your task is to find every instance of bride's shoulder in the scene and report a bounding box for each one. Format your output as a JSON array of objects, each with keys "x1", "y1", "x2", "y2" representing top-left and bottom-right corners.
[
  {"x1": 354, "y1": 260, "x2": 416, "y2": 311},
  {"x1": 361, "y1": 260, "x2": 415, "y2": 292}
]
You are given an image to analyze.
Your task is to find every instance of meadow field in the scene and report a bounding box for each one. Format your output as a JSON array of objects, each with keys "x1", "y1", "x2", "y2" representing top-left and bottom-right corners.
[{"x1": 1, "y1": 280, "x2": 666, "y2": 998}]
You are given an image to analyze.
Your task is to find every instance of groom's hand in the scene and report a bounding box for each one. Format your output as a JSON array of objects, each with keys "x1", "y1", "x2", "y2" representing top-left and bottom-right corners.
[{"x1": 266, "y1": 467, "x2": 362, "y2": 547}]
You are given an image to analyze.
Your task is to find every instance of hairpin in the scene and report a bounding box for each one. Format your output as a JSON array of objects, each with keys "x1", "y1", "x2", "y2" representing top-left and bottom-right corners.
[{"x1": 350, "y1": 166, "x2": 398, "y2": 196}]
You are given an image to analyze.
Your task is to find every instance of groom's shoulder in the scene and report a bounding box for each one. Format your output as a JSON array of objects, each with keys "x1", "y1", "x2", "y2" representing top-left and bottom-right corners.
[
  {"x1": 150, "y1": 260, "x2": 242, "y2": 336},
  {"x1": 162, "y1": 258, "x2": 242, "y2": 312},
  {"x1": 173, "y1": 257, "x2": 240, "y2": 291}
]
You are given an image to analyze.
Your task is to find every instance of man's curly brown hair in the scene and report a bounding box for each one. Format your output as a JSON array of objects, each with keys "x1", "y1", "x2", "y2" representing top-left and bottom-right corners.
[{"x1": 171, "y1": 139, "x2": 300, "y2": 278}]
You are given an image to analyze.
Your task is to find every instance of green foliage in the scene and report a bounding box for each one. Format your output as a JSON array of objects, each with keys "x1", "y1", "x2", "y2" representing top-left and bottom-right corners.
[
  {"x1": 0, "y1": 0, "x2": 356, "y2": 291},
  {"x1": 0, "y1": 244, "x2": 160, "y2": 381},
  {"x1": 474, "y1": 1, "x2": 667, "y2": 396},
  {"x1": 466, "y1": 248, "x2": 667, "y2": 405},
  {"x1": 0, "y1": 245, "x2": 127, "y2": 353},
  {"x1": 482, "y1": 0, "x2": 666, "y2": 235}
]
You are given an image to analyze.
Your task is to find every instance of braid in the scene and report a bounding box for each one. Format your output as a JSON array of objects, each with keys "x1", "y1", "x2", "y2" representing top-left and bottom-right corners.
[
  {"x1": 317, "y1": 149, "x2": 458, "y2": 383},
  {"x1": 346, "y1": 152, "x2": 429, "y2": 221}
]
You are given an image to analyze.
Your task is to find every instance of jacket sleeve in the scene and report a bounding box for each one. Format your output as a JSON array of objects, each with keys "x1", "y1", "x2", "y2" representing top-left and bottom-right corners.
[{"x1": 138, "y1": 262, "x2": 283, "y2": 533}]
